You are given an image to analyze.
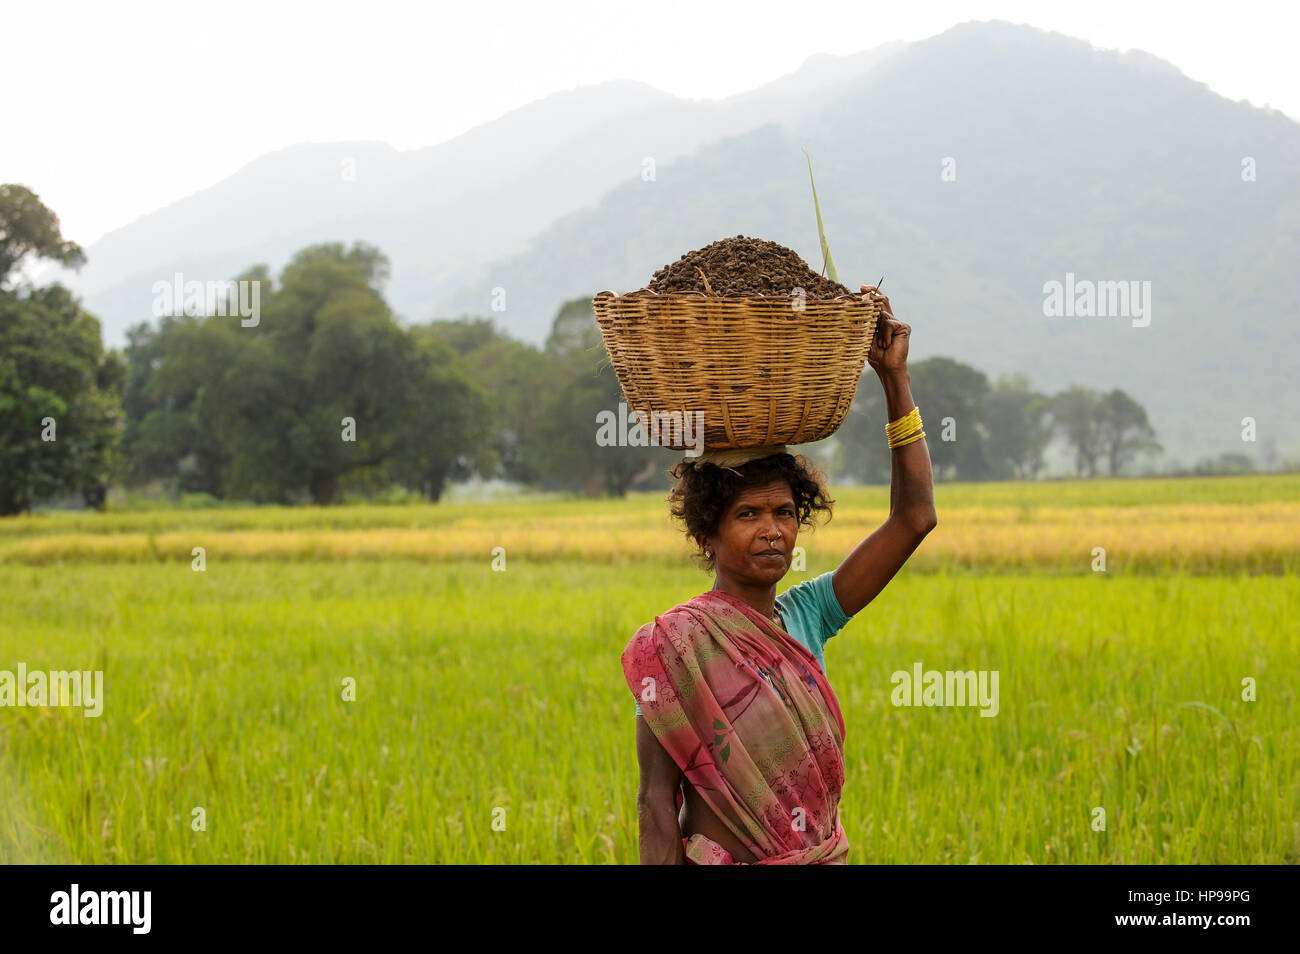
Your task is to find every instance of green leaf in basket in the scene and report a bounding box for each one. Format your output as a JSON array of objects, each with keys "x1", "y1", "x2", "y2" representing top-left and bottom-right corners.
[{"x1": 802, "y1": 148, "x2": 840, "y2": 286}]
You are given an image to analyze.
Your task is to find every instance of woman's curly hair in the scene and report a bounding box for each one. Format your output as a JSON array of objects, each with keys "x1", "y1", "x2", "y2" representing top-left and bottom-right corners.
[{"x1": 667, "y1": 452, "x2": 835, "y2": 572}]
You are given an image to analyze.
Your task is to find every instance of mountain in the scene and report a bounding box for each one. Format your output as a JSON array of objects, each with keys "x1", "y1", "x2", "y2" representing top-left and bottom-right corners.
[
  {"x1": 61, "y1": 20, "x2": 1300, "y2": 465},
  {"x1": 68, "y1": 47, "x2": 906, "y2": 344},
  {"x1": 431, "y1": 20, "x2": 1300, "y2": 465},
  {"x1": 65, "y1": 81, "x2": 677, "y2": 298}
]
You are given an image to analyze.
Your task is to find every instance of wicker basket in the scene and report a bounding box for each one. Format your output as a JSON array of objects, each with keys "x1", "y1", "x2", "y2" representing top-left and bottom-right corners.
[{"x1": 591, "y1": 289, "x2": 881, "y2": 450}]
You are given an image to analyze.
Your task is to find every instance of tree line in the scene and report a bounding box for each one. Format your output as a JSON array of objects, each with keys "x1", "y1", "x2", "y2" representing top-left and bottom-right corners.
[{"x1": 3, "y1": 185, "x2": 1173, "y2": 514}]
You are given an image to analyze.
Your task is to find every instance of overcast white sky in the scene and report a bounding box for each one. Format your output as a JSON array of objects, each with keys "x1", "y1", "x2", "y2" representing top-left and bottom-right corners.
[{"x1": 3, "y1": 0, "x2": 1297, "y2": 247}]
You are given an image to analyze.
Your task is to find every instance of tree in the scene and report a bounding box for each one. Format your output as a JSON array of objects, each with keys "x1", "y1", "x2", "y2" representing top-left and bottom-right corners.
[
  {"x1": 415, "y1": 317, "x2": 555, "y2": 490},
  {"x1": 907, "y1": 357, "x2": 993, "y2": 480},
  {"x1": 0, "y1": 184, "x2": 85, "y2": 289},
  {"x1": 523, "y1": 297, "x2": 665, "y2": 496},
  {"x1": 383, "y1": 330, "x2": 494, "y2": 502},
  {"x1": 834, "y1": 379, "x2": 890, "y2": 483},
  {"x1": 1050, "y1": 387, "x2": 1103, "y2": 477},
  {"x1": 982, "y1": 374, "x2": 1052, "y2": 479},
  {"x1": 421, "y1": 316, "x2": 504, "y2": 358},
  {"x1": 1095, "y1": 388, "x2": 1160, "y2": 476},
  {"x1": 1191, "y1": 452, "x2": 1254, "y2": 475},
  {"x1": 230, "y1": 245, "x2": 439, "y2": 503},
  {"x1": 837, "y1": 357, "x2": 993, "y2": 483},
  {"x1": 0, "y1": 284, "x2": 123, "y2": 514},
  {"x1": 121, "y1": 315, "x2": 226, "y2": 493},
  {"x1": 0, "y1": 186, "x2": 121, "y2": 514},
  {"x1": 129, "y1": 244, "x2": 490, "y2": 504}
]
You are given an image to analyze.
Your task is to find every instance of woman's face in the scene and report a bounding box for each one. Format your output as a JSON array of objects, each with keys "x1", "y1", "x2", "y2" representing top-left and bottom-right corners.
[{"x1": 702, "y1": 479, "x2": 800, "y2": 587}]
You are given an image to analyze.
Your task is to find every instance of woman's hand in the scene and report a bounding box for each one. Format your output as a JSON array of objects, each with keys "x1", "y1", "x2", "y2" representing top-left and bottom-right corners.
[{"x1": 862, "y1": 284, "x2": 910, "y2": 379}]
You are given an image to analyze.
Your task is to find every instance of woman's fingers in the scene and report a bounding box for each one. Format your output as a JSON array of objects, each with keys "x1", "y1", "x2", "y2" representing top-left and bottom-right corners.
[
  {"x1": 860, "y1": 285, "x2": 893, "y2": 316},
  {"x1": 874, "y1": 317, "x2": 907, "y2": 348},
  {"x1": 863, "y1": 285, "x2": 890, "y2": 364},
  {"x1": 873, "y1": 318, "x2": 895, "y2": 349}
]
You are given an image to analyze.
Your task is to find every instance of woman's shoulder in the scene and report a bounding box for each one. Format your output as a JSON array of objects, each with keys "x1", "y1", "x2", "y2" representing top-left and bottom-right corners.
[
  {"x1": 777, "y1": 569, "x2": 835, "y2": 605},
  {"x1": 624, "y1": 591, "x2": 722, "y2": 650},
  {"x1": 777, "y1": 570, "x2": 851, "y2": 634}
]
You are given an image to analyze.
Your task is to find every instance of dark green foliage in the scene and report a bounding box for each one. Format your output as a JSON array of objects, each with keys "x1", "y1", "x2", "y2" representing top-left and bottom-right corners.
[{"x1": 0, "y1": 187, "x2": 121, "y2": 514}]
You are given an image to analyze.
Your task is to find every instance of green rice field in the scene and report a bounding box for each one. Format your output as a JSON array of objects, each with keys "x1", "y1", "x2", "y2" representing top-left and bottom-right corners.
[{"x1": 2, "y1": 474, "x2": 1298, "y2": 863}]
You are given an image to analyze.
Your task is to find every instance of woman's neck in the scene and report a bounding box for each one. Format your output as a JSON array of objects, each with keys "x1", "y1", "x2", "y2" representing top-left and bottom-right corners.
[{"x1": 711, "y1": 577, "x2": 779, "y2": 621}]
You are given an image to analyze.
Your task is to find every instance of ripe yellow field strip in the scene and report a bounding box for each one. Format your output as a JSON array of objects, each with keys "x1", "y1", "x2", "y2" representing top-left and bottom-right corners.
[{"x1": 4, "y1": 500, "x2": 1298, "y2": 571}]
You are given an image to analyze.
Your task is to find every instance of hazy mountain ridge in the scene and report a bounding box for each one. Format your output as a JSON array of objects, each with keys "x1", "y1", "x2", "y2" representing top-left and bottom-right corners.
[
  {"x1": 67, "y1": 80, "x2": 680, "y2": 298},
  {"x1": 433, "y1": 20, "x2": 1300, "y2": 465},
  {"x1": 56, "y1": 20, "x2": 1300, "y2": 465},
  {"x1": 68, "y1": 51, "x2": 906, "y2": 340}
]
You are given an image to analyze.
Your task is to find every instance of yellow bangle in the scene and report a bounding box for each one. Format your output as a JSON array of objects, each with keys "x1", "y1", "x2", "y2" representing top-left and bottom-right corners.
[
  {"x1": 885, "y1": 407, "x2": 922, "y2": 443},
  {"x1": 885, "y1": 406, "x2": 920, "y2": 437},
  {"x1": 890, "y1": 429, "x2": 925, "y2": 449},
  {"x1": 889, "y1": 421, "x2": 922, "y2": 442}
]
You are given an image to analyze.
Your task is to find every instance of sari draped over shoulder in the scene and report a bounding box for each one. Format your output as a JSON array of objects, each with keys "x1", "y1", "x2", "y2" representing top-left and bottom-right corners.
[{"x1": 622, "y1": 589, "x2": 849, "y2": 865}]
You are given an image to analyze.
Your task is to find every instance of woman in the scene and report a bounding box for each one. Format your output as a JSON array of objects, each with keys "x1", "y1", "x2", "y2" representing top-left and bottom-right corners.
[{"x1": 622, "y1": 284, "x2": 936, "y2": 864}]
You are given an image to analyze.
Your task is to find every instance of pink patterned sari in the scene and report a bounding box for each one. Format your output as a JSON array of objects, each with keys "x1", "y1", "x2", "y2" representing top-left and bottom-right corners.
[{"x1": 622, "y1": 589, "x2": 849, "y2": 864}]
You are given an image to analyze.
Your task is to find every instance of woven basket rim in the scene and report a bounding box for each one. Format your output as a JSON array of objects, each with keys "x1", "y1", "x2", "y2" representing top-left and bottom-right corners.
[{"x1": 594, "y1": 288, "x2": 867, "y2": 301}]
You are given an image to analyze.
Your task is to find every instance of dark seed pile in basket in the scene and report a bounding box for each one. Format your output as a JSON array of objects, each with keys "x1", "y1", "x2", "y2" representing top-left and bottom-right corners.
[{"x1": 641, "y1": 235, "x2": 855, "y2": 299}]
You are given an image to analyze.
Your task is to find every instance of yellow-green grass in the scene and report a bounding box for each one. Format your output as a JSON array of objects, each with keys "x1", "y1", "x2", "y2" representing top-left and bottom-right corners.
[
  {"x1": 3, "y1": 474, "x2": 1300, "y2": 572},
  {"x1": 1, "y1": 558, "x2": 1297, "y2": 864},
  {"x1": 4, "y1": 474, "x2": 1299, "y2": 538}
]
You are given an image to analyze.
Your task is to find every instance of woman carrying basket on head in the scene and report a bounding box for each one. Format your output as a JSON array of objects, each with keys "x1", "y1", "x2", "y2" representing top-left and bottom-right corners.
[{"x1": 623, "y1": 284, "x2": 936, "y2": 864}]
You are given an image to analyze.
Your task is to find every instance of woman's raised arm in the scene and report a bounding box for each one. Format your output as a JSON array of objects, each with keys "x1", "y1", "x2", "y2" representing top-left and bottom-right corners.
[{"x1": 831, "y1": 286, "x2": 937, "y2": 618}]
